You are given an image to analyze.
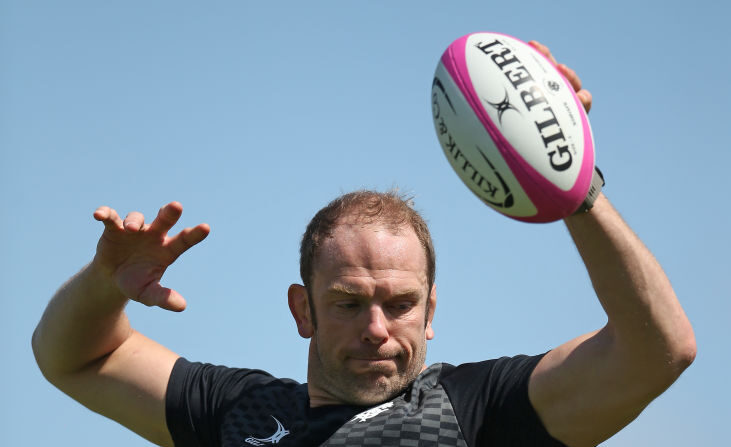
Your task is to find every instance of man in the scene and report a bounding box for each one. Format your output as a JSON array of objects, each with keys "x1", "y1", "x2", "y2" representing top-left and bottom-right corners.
[{"x1": 33, "y1": 43, "x2": 695, "y2": 447}]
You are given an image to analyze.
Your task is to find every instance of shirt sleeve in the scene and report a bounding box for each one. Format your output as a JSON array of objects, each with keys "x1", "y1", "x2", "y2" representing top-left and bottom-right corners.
[
  {"x1": 441, "y1": 354, "x2": 567, "y2": 447},
  {"x1": 165, "y1": 357, "x2": 274, "y2": 447}
]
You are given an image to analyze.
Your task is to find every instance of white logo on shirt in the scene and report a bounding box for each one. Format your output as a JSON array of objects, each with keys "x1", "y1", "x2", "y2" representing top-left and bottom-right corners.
[
  {"x1": 351, "y1": 401, "x2": 394, "y2": 422},
  {"x1": 244, "y1": 416, "x2": 290, "y2": 445}
]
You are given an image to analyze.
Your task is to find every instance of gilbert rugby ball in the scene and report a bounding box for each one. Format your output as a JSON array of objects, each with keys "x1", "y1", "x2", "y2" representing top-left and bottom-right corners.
[{"x1": 431, "y1": 32, "x2": 595, "y2": 223}]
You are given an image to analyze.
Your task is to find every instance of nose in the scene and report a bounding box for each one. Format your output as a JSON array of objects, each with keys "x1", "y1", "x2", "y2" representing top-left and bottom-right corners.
[{"x1": 361, "y1": 305, "x2": 389, "y2": 345}]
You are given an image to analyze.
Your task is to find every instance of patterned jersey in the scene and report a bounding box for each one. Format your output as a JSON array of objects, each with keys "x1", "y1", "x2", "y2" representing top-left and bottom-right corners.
[{"x1": 166, "y1": 355, "x2": 566, "y2": 447}]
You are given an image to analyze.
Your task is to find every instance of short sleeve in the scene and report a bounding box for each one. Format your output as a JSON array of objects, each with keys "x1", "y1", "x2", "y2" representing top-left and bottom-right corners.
[
  {"x1": 165, "y1": 357, "x2": 274, "y2": 447},
  {"x1": 441, "y1": 354, "x2": 566, "y2": 447}
]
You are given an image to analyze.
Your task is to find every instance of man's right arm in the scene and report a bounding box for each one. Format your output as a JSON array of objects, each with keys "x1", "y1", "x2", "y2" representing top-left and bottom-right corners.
[{"x1": 32, "y1": 202, "x2": 209, "y2": 447}]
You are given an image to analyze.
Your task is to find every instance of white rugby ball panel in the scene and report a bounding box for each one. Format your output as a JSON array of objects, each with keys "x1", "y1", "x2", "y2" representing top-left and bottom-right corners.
[
  {"x1": 432, "y1": 61, "x2": 538, "y2": 217},
  {"x1": 432, "y1": 32, "x2": 596, "y2": 222},
  {"x1": 464, "y1": 33, "x2": 589, "y2": 191}
]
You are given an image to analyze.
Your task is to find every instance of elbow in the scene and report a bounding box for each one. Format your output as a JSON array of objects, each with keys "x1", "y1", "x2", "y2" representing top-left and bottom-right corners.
[
  {"x1": 31, "y1": 326, "x2": 54, "y2": 382},
  {"x1": 31, "y1": 326, "x2": 44, "y2": 371},
  {"x1": 32, "y1": 325, "x2": 66, "y2": 386},
  {"x1": 623, "y1": 327, "x2": 697, "y2": 405},
  {"x1": 651, "y1": 304, "x2": 697, "y2": 381},
  {"x1": 619, "y1": 319, "x2": 697, "y2": 388},
  {"x1": 670, "y1": 326, "x2": 696, "y2": 375},
  {"x1": 655, "y1": 320, "x2": 696, "y2": 386}
]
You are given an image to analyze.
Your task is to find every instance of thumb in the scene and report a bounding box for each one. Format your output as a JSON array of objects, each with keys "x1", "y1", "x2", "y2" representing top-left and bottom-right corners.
[{"x1": 137, "y1": 283, "x2": 188, "y2": 312}]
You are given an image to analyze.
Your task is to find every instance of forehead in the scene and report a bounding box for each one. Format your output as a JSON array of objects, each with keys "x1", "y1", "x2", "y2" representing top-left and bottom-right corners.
[{"x1": 313, "y1": 223, "x2": 428, "y2": 292}]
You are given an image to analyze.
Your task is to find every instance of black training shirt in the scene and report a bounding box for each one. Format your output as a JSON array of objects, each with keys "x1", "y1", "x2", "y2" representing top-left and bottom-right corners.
[{"x1": 166, "y1": 355, "x2": 566, "y2": 446}]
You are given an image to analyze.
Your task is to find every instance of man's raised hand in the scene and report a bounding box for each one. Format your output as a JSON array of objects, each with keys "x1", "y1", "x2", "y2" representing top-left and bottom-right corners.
[{"x1": 92, "y1": 202, "x2": 210, "y2": 312}]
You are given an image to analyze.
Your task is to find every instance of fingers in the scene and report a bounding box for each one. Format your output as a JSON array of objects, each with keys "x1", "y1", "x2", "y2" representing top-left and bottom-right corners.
[
  {"x1": 577, "y1": 89, "x2": 592, "y2": 113},
  {"x1": 148, "y1": 202, "x2": 184, "y2": 236},
  {"x1": 137, "y1": 282, "x2": 187, "y2": 312},
  {"x1": 160, "y1": 291, "x2": 187, "y2": 312},
  {"x1": 123, "y1": 211, "x2": 145, "y2": 232},
  {"x1": 555, "y1": 63, "x2": 592, "y2": 112},
  {"x1": 529, "y1": 40, "x2": 557, "y2": 65},
  {"x1": 94, "y1": 203, "x2": 182, "y2": 235},
  {"x1": 529, "y1": 39, "x2": 592, "y2": 113},
  {"x1": 93, "y1": 207, "x2": 147, "y2": 233},
  {"x1": 556, "y1": 63, "x2": 581, "y2": 91},
  {"x1": 93, "y1": 206, "x2": 124, "y2": 231},
  {"x1": 93, "y1": 202, "x2": 209, "y2": 256},
  {"x1": 167, "y1": 223, "x2": 211, "y2": 258},
  {"x1": 530, "y1": 40, "x2": 580, "y2": 88}
]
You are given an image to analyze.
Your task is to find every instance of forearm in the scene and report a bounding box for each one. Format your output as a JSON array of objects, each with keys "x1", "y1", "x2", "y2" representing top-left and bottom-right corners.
[
  {"x1": 564, "y1": 194, "x2": 695, "y2": 374},
  {"x1": 32, "y1": 261, "x2": 132, "y2": 379}
]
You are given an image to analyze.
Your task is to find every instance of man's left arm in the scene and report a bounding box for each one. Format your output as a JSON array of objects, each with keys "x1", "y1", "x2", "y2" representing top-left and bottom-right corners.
[{"x1": 528, "y1": 194, "x2": 696, "y2": 447}]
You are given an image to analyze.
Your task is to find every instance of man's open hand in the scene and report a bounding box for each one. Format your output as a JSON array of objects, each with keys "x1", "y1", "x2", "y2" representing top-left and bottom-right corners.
[{"x1": 92, "y1": 202, "x2": 210, "y2": 311}]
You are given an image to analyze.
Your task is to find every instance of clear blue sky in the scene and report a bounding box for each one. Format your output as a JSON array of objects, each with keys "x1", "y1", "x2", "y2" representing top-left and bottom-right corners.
[{"x1": 2, "y1": 1, "x2": 729, "y2": 445}]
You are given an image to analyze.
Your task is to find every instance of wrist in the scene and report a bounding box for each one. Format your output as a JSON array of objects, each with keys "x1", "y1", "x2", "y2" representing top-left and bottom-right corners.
[
  {"x1": 84, "y1": 260, "x2": 128, "y2": 302},
  {"x1": 573, "y1": 167, "x2": 605, "y2": 215}
]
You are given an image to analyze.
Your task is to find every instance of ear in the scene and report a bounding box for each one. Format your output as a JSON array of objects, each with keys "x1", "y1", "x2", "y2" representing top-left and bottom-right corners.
[
  {"x1": 288, "y1": 284, "x2": 314, "y2": 338},
  {"x1": 425, "y1": 283, "x2": 436, "y2": 340}
]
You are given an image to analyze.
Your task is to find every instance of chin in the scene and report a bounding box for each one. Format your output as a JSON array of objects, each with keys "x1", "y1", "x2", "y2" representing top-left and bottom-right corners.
[
  {"x1": 346, "y1": 386, "x2": 400, "y2": 406},
  {"x1": 343, "y1": 374, "x2": 408, "y2": 406}
]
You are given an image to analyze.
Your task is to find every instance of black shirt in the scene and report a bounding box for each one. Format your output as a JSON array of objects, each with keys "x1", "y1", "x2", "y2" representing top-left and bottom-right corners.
[{"x1": 166, "y1": 354, "x2": 566, "y2": 446}]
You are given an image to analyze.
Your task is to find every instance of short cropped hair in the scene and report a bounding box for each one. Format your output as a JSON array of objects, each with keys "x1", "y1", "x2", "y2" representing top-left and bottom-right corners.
[{"x1": 300, "y1": 190, "x2": 436, "y2": 299}]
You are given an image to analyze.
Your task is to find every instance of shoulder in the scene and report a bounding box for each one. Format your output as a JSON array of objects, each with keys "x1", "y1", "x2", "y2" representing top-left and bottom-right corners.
[
  {"x1": 168, "y1": 357, "x2": 301, "y2": 402},
  {"x1": 166, "y1": 358, "x2": 308, "y2": 447},
  {"x1": 438, "y1": 354, "x2": 545, "y2": 387},
  {"x1": 438, "y1": 354, "x2": 547, "y2": 413},
  {"x1": 436, "y1": 354, "x2": 565, "y2": 447}
]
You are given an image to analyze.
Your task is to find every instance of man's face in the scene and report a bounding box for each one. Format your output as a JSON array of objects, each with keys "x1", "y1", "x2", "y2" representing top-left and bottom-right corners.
[{"x1": 305, "y1": 222, "x2": 435, "y2": 406}]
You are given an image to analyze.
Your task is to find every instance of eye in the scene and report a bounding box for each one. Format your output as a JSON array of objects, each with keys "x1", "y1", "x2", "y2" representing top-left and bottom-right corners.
[
  {"x1": 331, "y1": 300, "x2": 361, "y2": 317},
  {"x1": 336, "y1": 301, "x2": 359, "y2": 310},
  {"x1": 388, "y1": 301, "x2": 416, "y2": 314}
]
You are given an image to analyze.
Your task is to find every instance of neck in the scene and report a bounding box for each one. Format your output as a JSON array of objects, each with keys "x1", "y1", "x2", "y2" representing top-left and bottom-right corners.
[{"x1": 306, "y1": 341, "x2": 346, "y2": 407}]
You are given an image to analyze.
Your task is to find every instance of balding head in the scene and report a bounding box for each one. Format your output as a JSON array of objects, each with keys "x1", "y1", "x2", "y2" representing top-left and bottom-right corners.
[{"x1": 300, "y1": 190, "x2": 436, "y2": 301}]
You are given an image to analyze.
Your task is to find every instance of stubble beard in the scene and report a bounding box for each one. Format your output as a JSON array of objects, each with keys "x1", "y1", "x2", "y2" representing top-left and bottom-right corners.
[{"x1": 309, "y1": 332, "x2": 428, "y2": 406}]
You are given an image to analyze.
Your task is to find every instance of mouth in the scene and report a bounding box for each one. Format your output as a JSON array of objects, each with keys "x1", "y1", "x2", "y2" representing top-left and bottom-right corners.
[
  {"x1": 347, "y1": 355, "x2": 399, "y2": 371},
  {"x1": 351, "y1": 357, "x2": 393, "y2": 363},
  {"x1": 348, "y1": 351, "x2": 399, "y2": 361}
]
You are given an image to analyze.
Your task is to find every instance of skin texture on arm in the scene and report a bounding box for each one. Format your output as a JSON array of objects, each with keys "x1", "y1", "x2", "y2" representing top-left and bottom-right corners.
[
  {"x1": 526, "y1": 42, "x2": 696, "y2": 447},
  {"x1": 32, "y1": 202, "x2": 209, "y2": 447}
]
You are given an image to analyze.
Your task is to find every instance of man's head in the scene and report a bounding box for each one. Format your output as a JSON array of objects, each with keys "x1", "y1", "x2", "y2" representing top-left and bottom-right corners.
[
  {"x1": 288, "y1": 190, "x2": 437, "y2": 406},
  {"x1": 299, "y1": 190, "x2": 436, "y2": 309}
]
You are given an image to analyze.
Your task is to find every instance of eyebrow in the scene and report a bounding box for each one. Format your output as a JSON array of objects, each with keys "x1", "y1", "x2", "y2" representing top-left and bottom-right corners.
[
  {"x1": 325, "y1": 284, "x2": 368, "y2": 297},
  {"x1": 325, "y1": 284, "x2": 424, "y2": 300}
]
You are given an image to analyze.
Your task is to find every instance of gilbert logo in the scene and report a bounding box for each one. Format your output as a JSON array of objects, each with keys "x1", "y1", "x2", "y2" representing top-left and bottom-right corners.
[
  {"x1": 474, "y1": 38, "x2": 574, "y2": 172},
  {"x1": 244, "y1": 416, "x2": 290, "y2": 445},
  {"x1": 484, "y1": 89, "x2": 521, "y2": 125}
]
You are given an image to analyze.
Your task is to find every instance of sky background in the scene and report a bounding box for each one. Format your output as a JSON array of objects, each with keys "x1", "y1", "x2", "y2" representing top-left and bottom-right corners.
[{"x1": 2, "y1": 1, "x2": 729, "y2": 446}]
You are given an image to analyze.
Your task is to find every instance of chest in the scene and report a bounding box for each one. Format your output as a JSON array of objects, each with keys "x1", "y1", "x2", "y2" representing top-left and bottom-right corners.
[{"x1": 218, "y1": 382, "x2": 467, "y2": 446}]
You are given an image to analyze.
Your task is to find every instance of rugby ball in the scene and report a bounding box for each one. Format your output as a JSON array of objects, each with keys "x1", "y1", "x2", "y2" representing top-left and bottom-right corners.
[{"x1": 431, "y1": 32, "x2": 595, "y2": 223}]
